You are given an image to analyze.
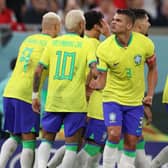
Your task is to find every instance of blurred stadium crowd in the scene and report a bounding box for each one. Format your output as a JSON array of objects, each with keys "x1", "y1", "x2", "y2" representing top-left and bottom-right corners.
[{"x1": 1, "y1": 0, "x2": 168, "y2": 32}]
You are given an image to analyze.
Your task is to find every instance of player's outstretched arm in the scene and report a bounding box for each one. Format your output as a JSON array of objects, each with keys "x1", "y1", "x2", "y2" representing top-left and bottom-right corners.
[{"x1": 32, "y1": 64, "x2": 45, "y2": 113}]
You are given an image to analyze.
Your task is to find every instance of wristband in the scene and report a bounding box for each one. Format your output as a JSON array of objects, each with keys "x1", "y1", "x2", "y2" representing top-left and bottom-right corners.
[{"x1": 32, "y1": 92, "x2": 38, "y2": 99}]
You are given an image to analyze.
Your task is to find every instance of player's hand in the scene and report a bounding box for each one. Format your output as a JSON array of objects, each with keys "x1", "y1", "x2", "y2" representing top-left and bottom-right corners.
[
  {"x1": 144, "y1": 104, "x2": 152, "y2": 125},
  {"x1": 143, "y1": 95, "x2": 153, "y2": 106},
  {"x1": 89, "y1": 79, "x2": 98, "y2": 89},
  {"x1": 32, "y1": 98, "x2": 40, "y2": 114},
  {"x1": 100, "y1": 19, "x2": 111, "y2": 37}
]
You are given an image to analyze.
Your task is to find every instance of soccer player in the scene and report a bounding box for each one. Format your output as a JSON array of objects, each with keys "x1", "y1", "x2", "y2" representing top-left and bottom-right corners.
[
  {"x1": 163, "y1": 76, "x2": 168, "y2": 113},
  {"x1": 47, "y1": 10, "x2": 110, "y2": 168},
  {"x1": 32, "y1": 9, "x2": 97, "y2": 168},
  {"x1": 92, "y1": 9, "x2": 158, "y2": 168},
  {"x1": 131, "y1": 8, "x2": 153, "y2": 168},
  {"x1": 0, "y1": 12, "x2": 61, "y2": 168},
  {"x1": 75, "y1": 10, "x2": 110, "y2": 168},
  {"x1": 150, "y1": 76, "x2": 168, "y2": 168}
]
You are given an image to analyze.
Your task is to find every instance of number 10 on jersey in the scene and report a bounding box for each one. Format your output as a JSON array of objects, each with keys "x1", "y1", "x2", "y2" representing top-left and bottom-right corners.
[{"x1": 54, "y1": 51, "x2": 76, "y2": 80}]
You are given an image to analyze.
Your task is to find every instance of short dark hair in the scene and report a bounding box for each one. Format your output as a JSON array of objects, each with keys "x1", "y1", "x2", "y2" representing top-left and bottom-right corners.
[
  {"x1": 116, "y1": 9, "x2": 136, "y2": 24},
  {"x1": 130, "y1": 8, "x2": 149, "y2": 20},
  {"x1": 84, "y1": 10, "x2": 104, "y2": 30}
]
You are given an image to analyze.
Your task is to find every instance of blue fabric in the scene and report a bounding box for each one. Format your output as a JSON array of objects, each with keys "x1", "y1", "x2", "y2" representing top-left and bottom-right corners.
[
  {"x1": 85, "y1": 118, "x2": 107, "y2": 145},
  {"x1": 103, "y1": 102, "x2": 144, "y2": 136},
  {"x1": 3, "y1": 97, "x2": 40, "y2": 135},
  {"x1": 42, "y1": 112, "x2": 86, "y2": 137}
]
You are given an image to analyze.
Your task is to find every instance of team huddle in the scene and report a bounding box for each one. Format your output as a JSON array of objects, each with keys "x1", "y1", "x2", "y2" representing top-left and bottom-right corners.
[{"x1": 0, "y1": 7, "x2": 167, "y2": 168}]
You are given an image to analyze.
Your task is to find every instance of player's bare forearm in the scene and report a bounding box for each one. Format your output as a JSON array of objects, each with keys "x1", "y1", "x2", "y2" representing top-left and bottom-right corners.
[
  {"x1": 33, "y1": 64, "x2": 44, "y2": 92},
  {"x1": 147, "y1": 61, "x2": 158, "y2": 98},
  {"x1": 144, "y1": 104, "x2": 152, "y2": 125},
  {"x1": 90, "y1": 62, "x2": 99, "y2": 79}
]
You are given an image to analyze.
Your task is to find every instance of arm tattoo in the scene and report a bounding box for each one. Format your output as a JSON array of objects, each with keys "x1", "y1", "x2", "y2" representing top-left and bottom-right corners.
[{"x1": 33, "y1": 64, "x2": 44, "y2": 92}]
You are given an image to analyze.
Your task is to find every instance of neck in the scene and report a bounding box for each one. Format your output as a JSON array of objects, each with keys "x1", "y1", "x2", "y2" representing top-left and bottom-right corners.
[
  {"x1": 42, "y1": 30, "x2": 50, "y2": 35},
  {"x1": 116, "y1": 31, "x2": 132, "y2": 47},
  {"x1": 85, "y1": 30, "x2": 99, "y2": 39},
  {"x1": 41, "y1": 30, "x2": 55, "y2": 37},
  {"x1": 67, "y1": 28, "x2": 81, "y2": 36}
]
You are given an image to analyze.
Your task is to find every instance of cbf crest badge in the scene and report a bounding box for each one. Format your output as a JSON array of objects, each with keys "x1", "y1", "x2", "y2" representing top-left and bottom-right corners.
[{"x1": 134, "y1": 55, "x2": 142, "y2": 66}]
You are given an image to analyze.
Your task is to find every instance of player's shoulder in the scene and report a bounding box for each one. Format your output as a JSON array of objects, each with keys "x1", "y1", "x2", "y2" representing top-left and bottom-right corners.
[
  {"x1": 52, "y1": 33, "x2": 82, "y2": 42},
  {"x1": 84, "y1": 36, "x2": 100, "y2": 43},
  {"x1": 97, "y1": 34, "x2": 115, "y2": 49},
  {"x1": 24, "y1": 33, "x2": 51, "y2": 43},
  {"x1": 26, "y1": 33, "x2": 44, "y2": 39},
  {"x1": 46, "y1": 35, "x2": 61, "y2": 46},
  {"x1": 133, "y1": 32, "x2": 153, "y2": 44}
]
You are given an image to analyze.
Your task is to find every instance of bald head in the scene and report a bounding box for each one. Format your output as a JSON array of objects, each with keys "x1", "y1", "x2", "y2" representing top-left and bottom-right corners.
[
  {"x1": 65, "y1": 9, "x2": 85, "y2": 36},
  {"x1": 42, "y1": 12, "x2": 61, "y2": 37}
]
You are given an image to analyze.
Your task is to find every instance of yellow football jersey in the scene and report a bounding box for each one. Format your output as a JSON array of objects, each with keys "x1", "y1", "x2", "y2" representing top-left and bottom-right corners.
[
  {"x1": 97, "y1": 32, "x2": 155, "y2": 106},
  {"x1": 3, "y1": 34, "x2": 51, "y2": 103},
  {"x1": 163, "y1": 76, "x2": 168, "y2": 103},
  {"x1": 39, "y1": 33, "x2": 97, "y2": 112},
  {"x1": 84, "y1": 36, "x2": 104, "y2": 120}
]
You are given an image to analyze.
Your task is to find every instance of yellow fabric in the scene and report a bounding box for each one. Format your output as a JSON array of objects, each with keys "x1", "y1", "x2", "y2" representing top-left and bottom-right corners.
[
  {"x1": 40, "y1": 33, "x2": 97, "y2": 112},
  {"x1": 87, "y1": 90, "x2": 104, "y2": 120},
  {"x1": 3, "y1": 34, "x2": 51, "y2": 103},
  {"x1": 97, "y1": 32, "x2": 155, "y2": 106},
  {"x1": 84, "y1": 36, "x2": 104, "y2": 120},
  {"x1": 163, "y1": 76, "x2": 168, "y2": 103}
]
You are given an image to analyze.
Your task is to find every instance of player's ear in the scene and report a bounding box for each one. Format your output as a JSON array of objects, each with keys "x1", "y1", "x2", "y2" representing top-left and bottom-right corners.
[
  {"x1": 139, "y1": 24, "x2": 143, "y2": 32},
  {"x1": 56, "y1": 23, "x2": 61, "y2": 34},
  {"x1": 127, "y1": 22, "x2": 133, "y2": 31}
]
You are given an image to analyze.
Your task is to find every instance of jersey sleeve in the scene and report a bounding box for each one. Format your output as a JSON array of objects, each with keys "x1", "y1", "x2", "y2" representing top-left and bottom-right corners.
[
  {"x1": 145, "y1": 38, "x2": 155, "y2": 59},
  {"x1": 96, "y1": 43, "x2": 108, "y2": 72},
  {"x1": 39, "y1": 42, "x2": 51, "y2": 69},
  {"x1": 163, "y1": 75, "x2": 168, "y2": 103},
  {"x1": 86, "y1": 41, "x2": 97, "y2": 67}
]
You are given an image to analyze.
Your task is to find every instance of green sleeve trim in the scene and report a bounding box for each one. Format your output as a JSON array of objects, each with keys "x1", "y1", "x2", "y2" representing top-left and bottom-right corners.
[
  {"x1": 39, "y1": 61, "x2": 48, "y2": 69},
  {"x1": 22, "y1": 140, "x2": 36, "y2": 150},
  {"x1": 88, "y1": 60, "x2": 97, "y2": 67},
  {"x1": 124, "y1": 150, "x2": 136, "y2": 158},
  {"x1": 106, "y1": 140, "x2": 118, "y2": 149},
  {"x1": 97, "y1": 67, "x2": 108, "y2": 72},
  {"x1": 10, "y1": 135, "x2": 21, "y2": 144},
  {"x1": 136, "y1": 139, "x2": 145, "y2": 149},
  {"x1": 84, "y1": 143, "x2": 101, "y2": 156},
  {"x1": 114, "y1": 33, "x2": 133, "y2": 47}
]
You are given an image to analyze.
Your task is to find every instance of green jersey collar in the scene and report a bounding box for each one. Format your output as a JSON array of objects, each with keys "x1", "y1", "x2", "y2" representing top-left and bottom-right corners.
[
  {"x1": 66, "y1": 32, "x2": 80, "y2": 36},
  {"x1": 114, "y1": 33, "x2": 133, "y2": 48}
]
